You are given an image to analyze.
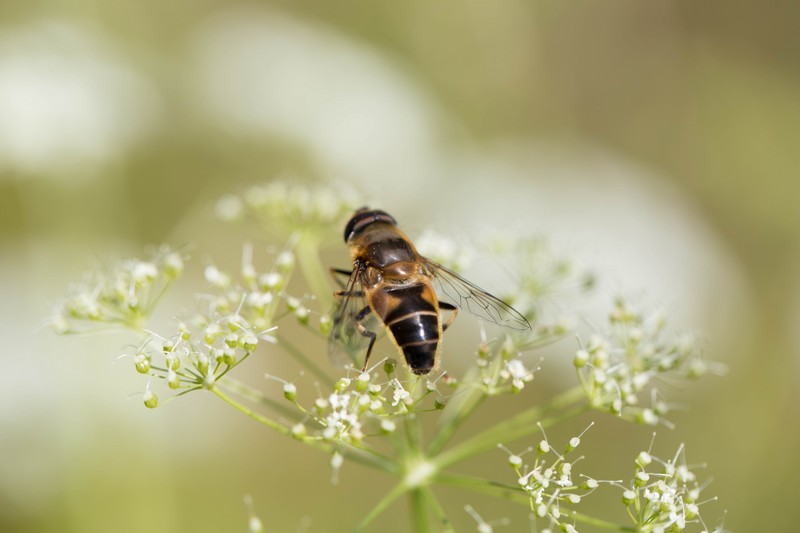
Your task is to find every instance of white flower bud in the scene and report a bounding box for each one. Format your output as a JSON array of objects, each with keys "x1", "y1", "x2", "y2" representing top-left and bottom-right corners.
[
  {"x1": 574, "y1": 349, "x2": 589, "y2": 368},
  {"x1": 163, "y1": 252, "x2": 184, "y2": 278},
  {"x1": 134, "y1": 353, "x2": 150, "y2": 374},
  {"x1": 291, "y1": 423, "x2": 307, "y2": 439},
  {"x1": 259, "y1": 272, "x2": 282, "y2": 291},
  {"x1": 143, "y1": 389, "x2": 158, "y2": 409},
  {"x1": 319, "y1": 314, "x2": 332, "y2": 334},
  {"x1": 167, "y1": 369, "x2": 181, "y2": 389},
  {"x1": 283, "y1": 383, "x2": 297, "y2": 401},
  {"x1": 204, "y1": 265, "x2": 230, "y2": 288},
  {"x1": 276, "y1": 251, "x2": 294, "y2": 272}
]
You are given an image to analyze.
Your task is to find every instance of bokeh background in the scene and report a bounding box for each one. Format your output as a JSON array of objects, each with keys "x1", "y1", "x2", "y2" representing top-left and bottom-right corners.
[{"x1": 2, "y1": 1, "x2": 798, "y2": 531}]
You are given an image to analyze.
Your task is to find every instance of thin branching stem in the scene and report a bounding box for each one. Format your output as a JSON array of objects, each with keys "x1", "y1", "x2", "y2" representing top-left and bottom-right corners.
[
  {"x1": 217, "y1": 377, "x2": 300, "y2": 421},
  {"x1": 420, "y1": 486, "x2": 454, "y2": 532},
  {"x1": 434, "y1": 471, "x2": 529, "y2": 505},
  {"x1": 433, "y1": 386, "x2": 587, "y2": 470},
  {"x1": 210, "y1": 385, "x2": 396, "y2": 473},
  {"x1": 570, "y1": 511, "x2": 638, "y2": 532},
  {"x1": 295, "y1": 234, "x2": 333, "y2": 309},
  {"x1": 427, "y1": 365, "x2": 486, "y2": 455},
  {"x1": 211, "y1": 385, "x2": 290, "y2": 435},
  {"x1": 277, "y1": 336, "x2": 333, "y2": 383},
  {"x1": 353, "y1": 482, "x2": 408, "y2": 531},
  {"x1": 409, "y1": 488, "x2": 431, "y2": 533},
  {"x1": 436, "y1": 473, "x2": 636, "y2": 531}
]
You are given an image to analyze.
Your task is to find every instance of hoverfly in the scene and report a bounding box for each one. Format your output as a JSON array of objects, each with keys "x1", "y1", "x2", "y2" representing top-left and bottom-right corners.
[{"x1": 329, "y1": 208, "x2": 531, "y2": 375}]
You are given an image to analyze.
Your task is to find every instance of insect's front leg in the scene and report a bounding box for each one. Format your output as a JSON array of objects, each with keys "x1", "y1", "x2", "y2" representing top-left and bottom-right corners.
[
  {"x1": 354, "y1": 305, "x2": 378, "y2": 371},
  {"x1": 439, "y1": 301, "x2": 459, "y2": 332},
  {"x1": 330, "y1": 267, "x2": 353, "y2": 289},
  {"x1": 334, "y1": 288, "x2": 365, "y2": 298}
]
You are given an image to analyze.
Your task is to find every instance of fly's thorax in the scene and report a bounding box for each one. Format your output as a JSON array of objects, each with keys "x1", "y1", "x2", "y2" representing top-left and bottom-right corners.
[
  {"x1": 364, "y1": 266, "x2": 383, "y2": 288},
  {"x1": 381, "y1": 261, "x2": 418, "y2": 280},
  {"x1": 349, "y1": 223, "x2": 420, "y2": 269}
]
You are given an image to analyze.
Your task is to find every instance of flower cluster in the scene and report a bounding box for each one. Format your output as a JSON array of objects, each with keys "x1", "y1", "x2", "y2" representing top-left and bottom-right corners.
[
  {"x1": 415, "y1": 232, "x2": 586, "y2": 345},
  {"x1": 216, "y1": 180, "x2": 361, "y2": 239},
  {"x1": 285, "y1": 366, "x2": 451, "y2": 448},
  {"x1": 133, "y1": 317, "x2": 274, "y2": 409},
  {"x1": 132, "y1": 243, "x2": 315, "y2": 408},
  {"x1": 201, "y1": 243, "x2": 307, "y2": 332},
  {"x1": 51, "y1": 181, "x2": 726, "y2": 532},
  {"x1": 50, "y1": 246, "x2": 184, "y2": 333},
  {"x1": 574, "y1": 298, "x2": 716, "y2": 425},
  {"x1": 488, "y1": 236, "x2": 595, "y2": 325},
  {"x1": 501, "y1": 424, "x2": 597, "y2": 533},
  {"x1": 471, "y1": 338, "x2": 539, "y2": 395},
  {"x1": 464, "y1": 504, "x2": 510, "y2": 533},
  {"x1": 620, "y1": 443, "x2": 720, "y2": 532},
  {"x1": 414, "y1": 229, "x2": 475, "y2": 273}
]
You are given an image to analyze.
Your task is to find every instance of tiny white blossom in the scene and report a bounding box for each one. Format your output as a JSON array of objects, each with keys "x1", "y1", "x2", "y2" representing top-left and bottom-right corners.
[
  {"x1": 215, "y1": 194, "x2": 244, "y2": 221},
  {"x1": 390, "y1": 380, "x2": 410, "y2": 406},
  {"x1": 204, "y1": 265, "x2": 230, "y2": 288}
]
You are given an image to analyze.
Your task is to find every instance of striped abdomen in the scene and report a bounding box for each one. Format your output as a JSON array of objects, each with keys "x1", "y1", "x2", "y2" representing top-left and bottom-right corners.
[{"x1": 376, "y1": 283, "x2": 441, "y2": 375}]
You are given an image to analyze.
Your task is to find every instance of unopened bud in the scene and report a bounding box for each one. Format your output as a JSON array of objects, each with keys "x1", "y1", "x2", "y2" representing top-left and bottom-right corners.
[
  {"x1": 143, "y1": 390, "x2": 158, "y2": 409},
  {"x1": 134, "y1": 353, "x2": 150, "y2": 374},
  {"x1": 283, "y1": 383, "x2": 297, "y2": 401}
]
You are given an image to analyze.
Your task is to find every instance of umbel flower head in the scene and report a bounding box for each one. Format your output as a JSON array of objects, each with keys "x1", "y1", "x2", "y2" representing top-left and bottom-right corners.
[
  {"x1": 50, "y1": 246, "x2": 184, "y2": 333},
  {"x1": 619, "y1": 442, "x2": 721, "y2": 533},
  {"x1": 500, "y1": 423, "x2": 598, "y2": 532},
  {"x1": 216, "y1": 179, "x2": 361, "y2": 240},
  {"x1": 133, "y1": 243, "x2": 307, "y2": 406},
  {"x1": 50, "y1": 180, "x2": 726, "y2": 532},
  {"x1": 574, "y1": 298, "x2": 721, "y2": 426}
]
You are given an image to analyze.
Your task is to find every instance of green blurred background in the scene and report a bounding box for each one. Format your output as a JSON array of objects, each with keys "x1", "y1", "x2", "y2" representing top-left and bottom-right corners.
[{"x1": 1, "y1": 1, "x2": 798, "y2": 531}]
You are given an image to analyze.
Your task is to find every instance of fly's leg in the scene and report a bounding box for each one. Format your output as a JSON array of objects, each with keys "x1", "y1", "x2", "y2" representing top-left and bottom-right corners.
[
  {"x1": 330, "y1": 267, "x2": 353, "y2": 289},
  {"x1": 334, "y1": 289, "x2": 365, "y2": 298},
  {"x1": 354, "y1": 305, "x2": 377, "y2": 371},
  {"x1": 439, "y1": 301, "x2": 459, "y2": 332}
]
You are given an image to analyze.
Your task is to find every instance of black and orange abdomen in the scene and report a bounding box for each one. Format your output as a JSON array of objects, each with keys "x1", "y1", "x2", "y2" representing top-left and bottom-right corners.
[{"x1": 375, "y1": 283, "x2": 441, "y2": 375}]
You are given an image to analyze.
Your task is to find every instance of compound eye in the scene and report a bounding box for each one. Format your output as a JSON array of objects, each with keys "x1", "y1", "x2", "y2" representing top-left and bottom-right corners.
[
  {"x1": 344, "y1": 207, "x2": 371, "y2": 242},
  {"x1": 343, "y1": 209, "x2": 397, "y2": 242}
]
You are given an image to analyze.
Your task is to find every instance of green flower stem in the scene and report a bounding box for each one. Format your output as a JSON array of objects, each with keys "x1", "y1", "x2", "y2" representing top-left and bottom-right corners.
[
  {"x1": 433, "y1": 387, "x2": 587, "y2": 470},
  {"x1": 571, "y1": 511, "x2": 637, "y2": 532},
  {"x1": 217, "y1": 377, "x2": 300, "y2": 421},
  {"x1": 353, "y1": 482, "x2": 408, "y2": 531},
  {"x1": 210, "y1": 385, "x2": 395, "y2": 473},
  {"x1": 277, "y1": 337, "x2": 333, "y2": 383},
  {"x1": 343, "y1": 441, "x2": 401, "y2": 474},
  {"x1": 410, "y1": 488, "x2": 431, "y2": 533},
  {"x1": 142, "y1": 277, "x2": 175, "y2": 317},
  {"x1": 214, "y1": 350, "x2": 251, "y2": 381},
  {"x1": 427, "y1": 365, "x2": 487, "y2": 455},
  {"x1": 404, "y1": 413, "x2": 423, "y2": 455},
  {"x1": 420, "y1": 486, "x2": 454, "y2": 532},
  {"x1": 211, "y1": 385, "x2": 290, "y2": 436},
  {"x1": 295, "y1": 234, "x2": 334, "y2": 309},
  {"x1": 434, "y1": 472, "x2": 529, "y2": 505},
  {"x1": 435, "y1": 473, "x2": 636, "y2": 531}
]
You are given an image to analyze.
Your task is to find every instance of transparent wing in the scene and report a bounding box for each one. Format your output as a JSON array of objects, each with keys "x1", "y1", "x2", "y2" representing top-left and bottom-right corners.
[
  {"x1": 328, "y1": 267, "x2": 376, "y2": 370},
  {"x1": 422, "y1": 258, "x2": 531, "y2": 331}
]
